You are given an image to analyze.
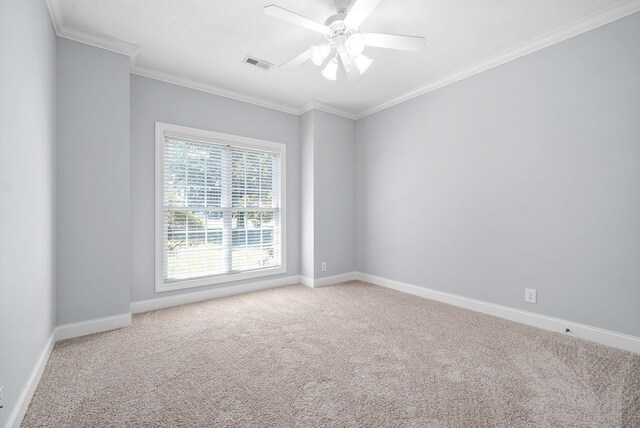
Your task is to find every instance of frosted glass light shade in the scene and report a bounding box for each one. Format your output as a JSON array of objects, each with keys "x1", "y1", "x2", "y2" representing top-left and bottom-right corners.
[
  {"x1": 354, "y1": 54, "x2": 373, "y2": 74},
  {"x1": 321, "y1": 58, "x2": 338, "y2": 81},
  {"x1": 310, "y1": 44, "x2": 331, "y2": 66}
]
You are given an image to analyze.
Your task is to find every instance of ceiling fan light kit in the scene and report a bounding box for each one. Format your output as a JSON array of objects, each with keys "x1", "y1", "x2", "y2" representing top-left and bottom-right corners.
[
  {"x1": 310, "y1": 44, "x2": 332, "y2": 66},
  {"x1": 265, "y1": 0, "x2": 425, "y2": 81},
  {"x1": 345, "y1": 32, "x2": 365, "y2": 56},
  {"x1": 354, "y1": 53, "x2": 373, "y2": 74},
  {"x1": 321, "y1": 57, "x2": 339, "y2": 81}
]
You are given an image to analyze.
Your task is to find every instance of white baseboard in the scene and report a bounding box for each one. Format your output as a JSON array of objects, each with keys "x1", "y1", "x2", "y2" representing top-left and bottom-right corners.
[
  {"x1": 6, "y1": 313, "x2": 132, "y2": 427},
  {"x1": 300, "y1": 272, "x2": 357, "y2": 288},
  {"x1": 6, "y1": 331, "x2": 55, "y2": 428},
  {"x1": 300, "y1": 275, "x2": 313, "y2": 287},
  {"x1": 8, "y1": 272, "x2": 637, "y2": 428},
  {"x1": 356, "y1": 272, "x2": 640, "y2": 354},
  {"x1": 5, "y1": 270, "x2": 357, "y2": 428},
  {"x1": 130, "y1": 275, "x2": 301, "y2": 314},
  {"x1": 54, "y1": 312, "x2": 132, "y2": 341}
]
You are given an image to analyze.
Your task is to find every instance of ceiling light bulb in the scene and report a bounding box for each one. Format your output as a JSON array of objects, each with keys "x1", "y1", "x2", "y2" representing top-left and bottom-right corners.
[
  {"x1": 354, "y1": 54, "x2": 373, "y2": 74},
  {"x1": 310, "y1": 44, "x2": 331, "y2": 66},
  {"x1": 346, "y1": 33, "x2": 365, "y2": 56},
  {"x1": 321, "y1": 58, "x2": 338, "y2": 81}
]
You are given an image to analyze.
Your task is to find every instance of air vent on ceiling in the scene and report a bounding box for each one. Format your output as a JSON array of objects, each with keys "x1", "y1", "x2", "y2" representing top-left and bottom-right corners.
[{"x1": 243, "y1": 56, "x2": 272, "y2": 70}]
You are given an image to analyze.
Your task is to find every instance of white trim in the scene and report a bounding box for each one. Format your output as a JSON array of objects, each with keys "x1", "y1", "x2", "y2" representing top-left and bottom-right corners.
[
  {"x1": 158, "y1": 267, "x2": 288, "y2": 292},
  {"x1": 314, "y1": 272, "x2": 357, "y2": 287},
  {"x1": 7, "y1": 273, "x2": 637, "y2": 428},
  {"x1": 46, "y1": 0, "x2": 302, "y2": 117},
  {"x1": 44, "y1": 0, "x2": 63, "y2": 34},
  {"x1": 356, "y1": 272, "x2": 640, "y2": 354},
  {"x1": 132, "y1": 66, "x2": 300, "y2": 116},
  {"x1": 7, "y1": 315, "x2": 131, "y2": 427},
  {"x1": 54, "y1": 313, "x2": 132, "y2": 341},
  {"x1": 299, "y1": 101, "x2": 356, "y2": 120},
  {"x1": 43, "y1": 3, "x2": 304, "y2": 120},
  {"x1": 131, "y1": 274, "x2": 301, "y2": 314},
  {"x1": 45, "y1": 0, "x2": 640, "y2": 120},
  {"x1": 157, "y1": 122, "x2": 289, "y2": 153},
  {"x1": 45, "y1": 0, "x2": 139, "y2": 63},
  {"x1": 154, "y1": 122, "x2": 288, "y2": 293},
  {"x1": 58, "y1": 25, "x2": 140, "y2": 64},
  {"x1": 5, "y1": 274, "x2": 294, "y2": 427},
  {"x1": 300, "y1": 276, "x2": 314, "y2": 288},
  {"x1": 354, "y1": 1, "x2": 640, "y2": 119},
  {"x1": 5, "y1": 332, "x2": 55, "y2": 428},
  {"x1": 300, "y1": 272, "x2": 358, "y2": 288}
]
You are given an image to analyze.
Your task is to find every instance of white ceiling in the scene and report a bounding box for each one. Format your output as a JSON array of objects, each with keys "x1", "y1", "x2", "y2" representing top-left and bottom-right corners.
[{"x1": 51, "y1": 0, "x2": 638, "y2": 117}]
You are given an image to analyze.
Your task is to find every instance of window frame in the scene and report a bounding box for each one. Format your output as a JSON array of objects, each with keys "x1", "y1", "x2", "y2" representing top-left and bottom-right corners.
[{"x1": 155, "y1": 122, "x2": 287, "y2": 293}]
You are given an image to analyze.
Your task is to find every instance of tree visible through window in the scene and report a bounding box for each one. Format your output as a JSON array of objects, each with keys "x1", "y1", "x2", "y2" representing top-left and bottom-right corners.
[{"x1": 158, "y1": 128, "x2": 284, "y2": 289}]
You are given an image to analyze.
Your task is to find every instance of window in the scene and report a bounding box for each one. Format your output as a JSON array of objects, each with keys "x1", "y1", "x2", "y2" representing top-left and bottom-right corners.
[{"x1": 155, "y1": 123, "x2": 286, "y2": 292}]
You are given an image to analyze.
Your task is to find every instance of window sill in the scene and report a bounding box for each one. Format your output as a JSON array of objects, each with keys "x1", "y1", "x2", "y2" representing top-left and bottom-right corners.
[{"x1": 155, "y1": 265, "x2": 287, "y2": 293}]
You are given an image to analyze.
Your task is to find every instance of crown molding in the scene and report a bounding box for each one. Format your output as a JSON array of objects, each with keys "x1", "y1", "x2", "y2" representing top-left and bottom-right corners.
[
  {"x1": 46, "y1": 0, "x2": 640, "y2": 121},
  {"x1": 46, "y1": 0, "x2": 140, "y2": 63},
  {"x1": 59, "y1": 24, "x2": 140, "y2": 62},
  {"x1": 46, "y1": 1, "x2": 300, "y2": 115},
  {"x1": 354, "y1": 0, "x2": 640, "y2": 119},
  {"x1": 299, "y1": 101, "x2": 357, "y2": 120},
  {"x1": 45, "y1": 0, "x2": 63, "y2": 34},
  {"x1": 130, "y1": 66, "x2": 300, "y2": 116}
]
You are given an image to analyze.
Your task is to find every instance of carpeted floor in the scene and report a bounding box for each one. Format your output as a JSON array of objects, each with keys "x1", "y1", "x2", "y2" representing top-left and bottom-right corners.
[{"x1": 23, "y1": 282, "x2": 639, "y2": 427}]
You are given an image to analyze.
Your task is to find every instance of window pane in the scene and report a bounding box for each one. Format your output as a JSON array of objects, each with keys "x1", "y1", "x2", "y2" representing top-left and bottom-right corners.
[
  {"x1": 231, "y1": 211, "x2": 277, "y2": 272},
  {"x1": 165, "y1": 210, "x2": 226, "y2": 281},
  {"x1": 162, "y1": 134, "x2": 282, "y2": 285},
  {"x1": 164, "y1": 139, "x2": 223, "y2": 209},
  {"x1": 231, "y1": 150, "x2": 278, "y2": 208}
]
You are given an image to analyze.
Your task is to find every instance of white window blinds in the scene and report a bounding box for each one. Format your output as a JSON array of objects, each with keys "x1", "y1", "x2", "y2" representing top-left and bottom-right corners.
[{"x1": 161, "y1": 132, "x2": 282, "y2": 286}]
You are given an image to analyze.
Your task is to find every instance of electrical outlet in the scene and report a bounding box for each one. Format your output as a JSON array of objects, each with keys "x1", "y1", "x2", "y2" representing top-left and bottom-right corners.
[
  {"x1": 321, "y1": 262, "x2": 327, "y2": 272},
  {"x1": 525, "y1": 288, "x2": 537, "y2": 304},
  {"x1": 0, "y1": 385, "x2": 4, "y2": 409}
]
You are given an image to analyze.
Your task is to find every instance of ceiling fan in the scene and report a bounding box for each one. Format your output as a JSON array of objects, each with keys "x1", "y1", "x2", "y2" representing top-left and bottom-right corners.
[{"x1": 264, "y1": 0, "x2": 425, "y2": 81}]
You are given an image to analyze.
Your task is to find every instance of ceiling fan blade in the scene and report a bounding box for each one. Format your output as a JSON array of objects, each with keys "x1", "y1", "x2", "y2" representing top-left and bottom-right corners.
[
  {"x1": 344, "y1": 0, "x2": 383, "y2": 28},
  {"x1": 264, "y1": 5, "x2": 330, "y2": 34},
  {"x1": 361, "y1": 33, "x2": 426, "y2": 51},
  {"x1": 280, "y1": 49, "x2": 311, "y2": 70}
]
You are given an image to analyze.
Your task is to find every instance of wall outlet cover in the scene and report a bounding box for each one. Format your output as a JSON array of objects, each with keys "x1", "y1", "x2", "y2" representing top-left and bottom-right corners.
[
  {"x1": 525, "y1": 288, "x2": 537, "y2": 304},
  {"x1": 321, "y1": 262, "x2": 327, "y2": 272}
]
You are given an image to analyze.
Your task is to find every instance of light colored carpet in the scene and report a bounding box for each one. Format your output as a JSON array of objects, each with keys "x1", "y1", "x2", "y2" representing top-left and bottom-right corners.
[{"x1": 23, "y1": 282, "x2": 639, "y2": 427}]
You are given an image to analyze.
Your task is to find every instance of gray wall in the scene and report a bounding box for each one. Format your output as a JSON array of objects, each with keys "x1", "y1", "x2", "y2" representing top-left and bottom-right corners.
[
  {"x1": 130, "y1": 75, "x2": 300, "y2": 302},
  {"x1": 56, "y1": 39, "x2": 131, "y2": 324},
  {"x1": 355, "y1": 13, "x2": 640, "y2": 336},
  {"x1": 0, "y1": 0, "x2": 57, "y2": 425},
  {"x1": 299, "y1": 110, "x2": 355, "y2": 280},
  {"x1": 313, "y1": 111, "x2": 355, "y2": 279},
  {"x1": 300, "y1": 112, "x2": 315, "y2": 279}
]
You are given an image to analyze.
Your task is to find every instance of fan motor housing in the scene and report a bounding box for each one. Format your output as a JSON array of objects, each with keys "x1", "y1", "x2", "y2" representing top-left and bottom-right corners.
[
  {"x1": 325, "y1": 13, "x2": 347, "y2": 27},
  {"x1": 324, "y1": 20, "x2": 352, "y2": 44}
]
